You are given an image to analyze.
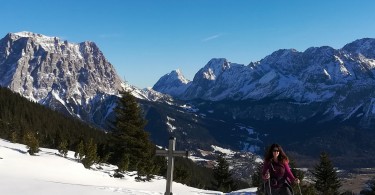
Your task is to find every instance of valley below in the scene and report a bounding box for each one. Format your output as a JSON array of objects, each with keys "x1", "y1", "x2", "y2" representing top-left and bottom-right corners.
[{"x1": 340, "y1": 168, "x2": 375, "y2": 194}]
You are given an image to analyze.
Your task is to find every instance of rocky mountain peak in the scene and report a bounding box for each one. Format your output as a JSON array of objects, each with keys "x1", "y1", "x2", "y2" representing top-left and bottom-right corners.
[
  {"x1": 11, "y1": 31, "x2": 58, "y2": 41},
  {"x1": 304, "y1": 46, "x2": 335, "y2": 57},
  {"x1": 172, "y1": 69, "x2": 190, "y2": 84},
  {"x1": 195, "y1": 58, "x2": 230, "y2": 81},
  {"x1": 0, "y1": 32, "x2": 127, "y2": 129},
  {"x1": 342, "y1": 38, "x2": 375, "y2": 58},
  {"x1": 259, "y1": 49, "x2": 302, "y2": 73},
  {"x1": 152, "y1": 69, "x2": 191, "y2": 97}
]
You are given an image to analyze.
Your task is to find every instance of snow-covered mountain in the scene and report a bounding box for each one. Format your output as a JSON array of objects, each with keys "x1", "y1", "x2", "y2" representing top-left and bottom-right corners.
[
  {"x1": 153, "y1": 69, "x2": 191, "y2": 97},
  {"x1": 0, "y1": 32, "x2": 121, "y2": 128},
  {"x1": 153, "y1": 39, "x2": 375, "y2": 127},
  {"x1": 0, "y1": 32, "x2": 170, "y2": 129},
  {"x1": 0, "y1": 32, "x2": 123, "y2": 99}
]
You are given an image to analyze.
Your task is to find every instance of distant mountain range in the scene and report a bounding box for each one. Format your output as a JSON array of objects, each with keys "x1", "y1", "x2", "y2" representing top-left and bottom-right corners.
[
  {"x1": 154, "y1": 40, "x2": 375, "y2": 128},
  {"x1": 1, "y1": 32, "x2": 375, "y2": 169}
]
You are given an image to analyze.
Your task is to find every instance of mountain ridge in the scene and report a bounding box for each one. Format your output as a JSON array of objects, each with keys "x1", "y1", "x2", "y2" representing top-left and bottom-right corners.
[{"x1": 153, "y1": 38, "x2": 375, "y2": 127}]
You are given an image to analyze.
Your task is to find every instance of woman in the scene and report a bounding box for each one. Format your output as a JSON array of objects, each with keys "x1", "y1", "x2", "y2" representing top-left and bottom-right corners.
[{"x1": 262, "y1": 143, "x2": 300, "y2": 195}]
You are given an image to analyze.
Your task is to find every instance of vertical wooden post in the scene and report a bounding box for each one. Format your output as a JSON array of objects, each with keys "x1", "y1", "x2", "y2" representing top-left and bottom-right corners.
[
  {"x1": 165, "y1": 137, "x2": 175, "y2": 195},
  {"x1": 155, "y1": 137, "x2": 189, "y2": 195}
]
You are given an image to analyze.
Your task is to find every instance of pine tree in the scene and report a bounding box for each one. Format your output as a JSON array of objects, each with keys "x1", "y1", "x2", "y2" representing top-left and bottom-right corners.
[
  {"x1": 117, "y1": 152, "x2": 129, "y2": 172},
  {"x1": 213, "y1": 154, "x2": 236, "y2": 193},
  {"x1": 311, "y1": 152, "x2": 341, "y2": 195},
  {"x1": 111, "y1": 90, "x2": 155, "y2": 179},
  {"x1": 82, "y1": 138, "x2": 99, "y2": 168},
  {"x1": 10, "y1": 131, "x2": 17, "y2": 143},
  {"x1": 174, "y1": 165, "x2": 190, "y2": 184},
  {"x1": 58, "y1": 139, "x2": 68, "y2": 157},
  {"x1": 75, "y1": 140, "x2": 85, "y2": 160},
  {"x1": 24, "y1": 131, "x2": 39, "y2": 155}
]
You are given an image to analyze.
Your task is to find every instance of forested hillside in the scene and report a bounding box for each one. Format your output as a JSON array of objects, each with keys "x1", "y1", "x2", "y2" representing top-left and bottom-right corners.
[{"x1": 0, "y1": 87, "x2": 107, "y2": 149}]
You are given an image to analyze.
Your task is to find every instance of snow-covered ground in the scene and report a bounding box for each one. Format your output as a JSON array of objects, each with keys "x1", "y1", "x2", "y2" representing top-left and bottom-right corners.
[{"x1": 0, "y1": 139, "x2": 257, "y2": 195}]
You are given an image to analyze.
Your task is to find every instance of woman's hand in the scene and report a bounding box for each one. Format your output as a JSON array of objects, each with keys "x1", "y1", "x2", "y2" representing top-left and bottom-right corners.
[
  {"x1": 294, "y1": 178, "x2": 300, "y2": 184},
  {"x1": 262, "y1": 172, "x2": 270, "y2": 180}
]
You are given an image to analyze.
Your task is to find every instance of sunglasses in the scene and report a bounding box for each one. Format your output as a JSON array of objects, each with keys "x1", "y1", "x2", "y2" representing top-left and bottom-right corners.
[{"x1": 273, "y1": 149, "x2": 279, "y2": 152}]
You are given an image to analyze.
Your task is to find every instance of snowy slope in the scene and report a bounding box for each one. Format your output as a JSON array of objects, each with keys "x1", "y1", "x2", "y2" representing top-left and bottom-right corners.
[{"x1": 0, "y1": 139, "x2": 257, "y2": 195}]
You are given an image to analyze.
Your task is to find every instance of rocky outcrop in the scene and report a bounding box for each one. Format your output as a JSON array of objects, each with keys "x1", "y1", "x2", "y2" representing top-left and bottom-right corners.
[{"x1": 0, "y1": 32, "x2": 124, "y2": 128}]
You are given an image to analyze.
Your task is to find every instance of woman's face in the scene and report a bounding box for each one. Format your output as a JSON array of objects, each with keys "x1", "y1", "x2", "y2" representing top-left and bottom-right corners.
[{"x1": 272, "y1": 147, "x2": 280, "y2": 158}]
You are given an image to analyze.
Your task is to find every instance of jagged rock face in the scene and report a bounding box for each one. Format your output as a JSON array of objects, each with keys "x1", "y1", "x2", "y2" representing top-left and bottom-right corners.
[
  {"x1": 153, "y1": 39, "x2": 375, "y2": 127},
  {"x1": 153, "y1": 69, "x2": 191, "y2": 97},
  {"x1": 0, "y1": 32, "x2": 124, "y2": 128}
]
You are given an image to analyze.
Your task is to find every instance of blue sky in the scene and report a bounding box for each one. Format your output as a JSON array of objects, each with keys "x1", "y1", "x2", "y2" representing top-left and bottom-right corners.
[{"x1": 1, "y1": 0, "x2": 375, "y2": 88}]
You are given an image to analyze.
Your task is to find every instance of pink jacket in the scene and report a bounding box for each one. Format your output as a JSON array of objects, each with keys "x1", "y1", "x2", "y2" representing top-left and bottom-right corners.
[{"x1": 262, "y1": 160, "x2": 296, "y2": 184}]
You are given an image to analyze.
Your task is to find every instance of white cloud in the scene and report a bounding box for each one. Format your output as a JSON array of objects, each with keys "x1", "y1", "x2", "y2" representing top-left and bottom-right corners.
[{"x1": 202, "y1": 33, "x2": 223, "y2": 42}]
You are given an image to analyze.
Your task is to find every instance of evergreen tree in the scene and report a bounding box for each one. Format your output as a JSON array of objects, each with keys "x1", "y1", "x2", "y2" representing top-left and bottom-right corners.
[
  {"x1": 82, "y1": 138, "x2": 99, "y2": 168},
  {"x1": 10, "y1": 131, "x2": 17, "y2": 143},
  {"x1": 174, "y1": 166, "x2": 190, "y2": 184},
  {"x1": 117, "y1": 153, "x2": 129, "y2": 172},
  {"x1": 24, "y1": 131, "x2": 39, "y2": 155},
  {"x1": 99, "y1": 152, "x2": 111, "y2": 164},
  {"x1": 97, "y1": 143, "x2": 112, "y2": 164},
  {"x1": 75, "y1": 140, "x2": 85, "y2": 160},
  {"x1": 58, "y1": 139, "x2": 69, "y2": 157},
  {"x1": 296, "y1": 184, "x2": 318, "y2": 195},
  {"x1": 212, "y1": 154, "x2": 236, "y2": 193},
  {"x1": 311, "y1": 152, "x2": 341, "y2": 195},
  {"x1": 111, "y1": 90, "x2": 155, "y2": 179}
]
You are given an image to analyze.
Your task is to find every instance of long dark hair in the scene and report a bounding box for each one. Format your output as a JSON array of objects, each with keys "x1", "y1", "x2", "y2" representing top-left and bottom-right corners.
[{"x1": 264, "y1": 143, "x2": 289, "y2": 164}]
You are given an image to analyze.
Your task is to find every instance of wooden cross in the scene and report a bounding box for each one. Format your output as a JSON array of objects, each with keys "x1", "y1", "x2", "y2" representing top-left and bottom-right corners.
[{"x1": 156, "y1": 137, "x2": 189, "y2": 195}]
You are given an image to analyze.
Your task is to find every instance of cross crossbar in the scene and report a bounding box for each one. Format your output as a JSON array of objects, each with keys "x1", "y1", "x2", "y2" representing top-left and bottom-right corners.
[{"x1": 155, "y1": 150, "x2": 189, "y2": 157}]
